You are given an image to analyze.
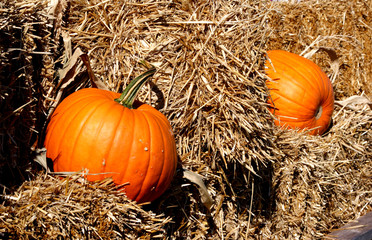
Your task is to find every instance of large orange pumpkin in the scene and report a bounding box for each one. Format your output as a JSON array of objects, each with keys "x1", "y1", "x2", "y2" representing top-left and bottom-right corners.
[
  {"x1": 265, "y1": 50, "x2": 334, "y2": 135},
  {"x1": 44, "y1": 68, "x2": 177, "y2": 203}
]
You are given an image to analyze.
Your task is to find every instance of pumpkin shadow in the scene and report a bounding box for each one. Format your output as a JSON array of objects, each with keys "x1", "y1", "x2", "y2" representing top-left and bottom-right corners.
[
  {"x1": 149, "y1": 81, "x2": 165, "y2": 110},
  {"x1": 321, "y1": 118, "x2": 334, "y2": 136},
  {"x1": 143, "y1": 158, "x2": 218, "y2": 238},
  {"x1": 144, "y1": 156, "x2": 276, "y2": 237}
]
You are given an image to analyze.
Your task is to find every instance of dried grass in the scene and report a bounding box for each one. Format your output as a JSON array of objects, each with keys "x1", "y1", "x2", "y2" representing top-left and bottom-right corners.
[
  {"x1": 1, "y1": 173, "x2": 171, "y2": 239},
  {"x1": 0, "y1": 0, "x2": 56, "y2": 186},
  {"x1": 1, "y1": 0, "x2": 371, "y2": 239}
]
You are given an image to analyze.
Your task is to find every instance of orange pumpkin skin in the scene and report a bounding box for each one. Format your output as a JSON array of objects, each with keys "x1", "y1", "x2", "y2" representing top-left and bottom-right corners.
[
  {"x1": 44, "y1": 88, "x2": 177, "y2": 203},
  {"x1": 265, "y1": 50, "x2": 334, "y2": 135}
]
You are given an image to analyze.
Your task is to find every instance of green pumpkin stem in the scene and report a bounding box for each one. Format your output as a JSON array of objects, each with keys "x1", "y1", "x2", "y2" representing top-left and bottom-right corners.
[{"x1": 115, "y1": 63, "x2": 156, "y2": 108}]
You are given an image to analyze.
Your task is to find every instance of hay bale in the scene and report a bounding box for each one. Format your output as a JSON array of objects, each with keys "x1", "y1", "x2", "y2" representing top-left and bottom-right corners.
[
  {"x1": 0, "y1": 0, "x2": 56, "y2": 187},
  {"x1": 0, "y1": 174, "x2": 171, "y2": 239},
  {"x1": 0, "y1": 0, "x2": 371, "y2": 239}
]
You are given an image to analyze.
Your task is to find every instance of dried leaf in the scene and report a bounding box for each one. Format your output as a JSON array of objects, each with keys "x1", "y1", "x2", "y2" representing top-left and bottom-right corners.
[
  {"x1": 48, "y1": 0, "x2": 69, "y2": 40},
  {"x1": 335, "y1": 95, "x2": 372, "y2": 110},
  {"x1": 303, "y1": 47, "x2": 340, "y2": 83},
  {"x1": 81, "y1": 54, "x2": 109, "y2": 90},
  {"x1": 33, "y1": 148, "x2": 49, "y2": 172},
  {"x1": 56, "y1": 47, "x2": 83, "y2": 89},
  {"x1": 47, "y1": 42, "x2": 108, "y2": 118},
  {"x1": 183, "y1": 169, "x2": 214, "y2": 210}
]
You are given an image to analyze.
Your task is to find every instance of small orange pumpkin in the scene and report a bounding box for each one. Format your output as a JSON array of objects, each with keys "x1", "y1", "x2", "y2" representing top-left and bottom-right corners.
[
  {"x1": 44, "y1": 67, "x2": 177, "y2": 203},
  {"x1": 265, "y1": 50, "x2": 334, "y2": 135}
]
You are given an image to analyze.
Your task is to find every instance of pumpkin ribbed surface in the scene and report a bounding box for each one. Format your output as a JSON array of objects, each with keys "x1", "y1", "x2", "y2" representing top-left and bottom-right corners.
[
  {"x1": 265, "y1": 50, "x2": 334, "y2": 135},
  {"x1": 44, "y1": 88, "x2": 177, "y2": 203}
]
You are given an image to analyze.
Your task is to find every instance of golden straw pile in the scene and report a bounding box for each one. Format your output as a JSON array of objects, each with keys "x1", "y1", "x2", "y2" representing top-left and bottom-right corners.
[{"x1": 1, "y1": 0, "x2": 371, "y2": 239}]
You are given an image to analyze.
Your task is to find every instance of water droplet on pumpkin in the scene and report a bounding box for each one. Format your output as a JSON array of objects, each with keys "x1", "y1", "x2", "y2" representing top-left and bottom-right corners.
[{"x1": 144, "y1": 147, "x2": 148, "y2": 151}]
